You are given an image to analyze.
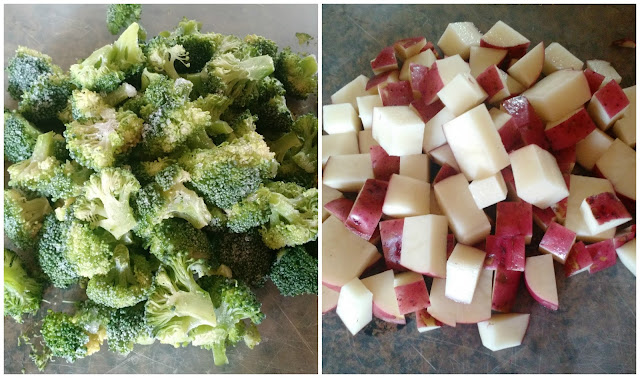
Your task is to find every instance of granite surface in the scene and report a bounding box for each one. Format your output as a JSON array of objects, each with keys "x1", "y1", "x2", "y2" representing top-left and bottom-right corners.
[
  {"x1": 322, "y1": 4, "x2": 636, "y2": 374},
  {"x1": 4, "y1": 4, "x2": 318, "y2": 374}
]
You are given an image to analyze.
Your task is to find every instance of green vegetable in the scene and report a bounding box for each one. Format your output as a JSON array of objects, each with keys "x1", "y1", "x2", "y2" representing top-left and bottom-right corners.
[
  {"x1": 106, "y1": 4, "x2": 142, "y2": 35},
  {"x1": 274, "y1": 47, "x2": 317, "y2": 100},
  {"x1": 4, "y1": 189, "x2": 52, "y2": 251},
  {"x1": 4, "y1": 249, "x2": 44, "y2": 323},
  {"x1": 269, "y1": 245, "x2": 317, "y2": 296}
]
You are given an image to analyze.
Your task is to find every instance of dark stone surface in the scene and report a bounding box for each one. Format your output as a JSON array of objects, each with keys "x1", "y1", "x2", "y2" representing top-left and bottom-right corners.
[{"x1": 322, "y1": 4, "x2": 636, "y2": 374}]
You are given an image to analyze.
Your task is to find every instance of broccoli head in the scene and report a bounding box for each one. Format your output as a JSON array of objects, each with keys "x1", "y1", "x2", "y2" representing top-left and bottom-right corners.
[
  {"x1": 72, "y1": 168, "x2": 141, "y2": 239},
  {"x1": 4, "y1": 109, "x2": 42, "y2": 163},
  {"x1": 215, "y1": 229, "x2": 275, "y2": 288},
  {"x1": 129, "y1": 156, "x2": 176, "y2": 185},
  {"x1": 106, "y1": 4, "x2": 142, "y2": 35},
  {"x1": 242, "y1": 34, "x2": 278, "y2": 59},
  {"x1": 40, "y1": 311, "x2": 90, "y2": 362},
  {"x1": 269, "y1": 245, "x2": 317, "y2": 296},
  {"x1": 18, "y1": 72, "x2": 73, "y2": 124},
  {"x1": 107, "y1": 303, "x2": 154, "y2": 356},
  {"x1": 37, "y1": 213, "x2": 81, "y2": 288},
  {"x1": 6, "y1": 46, "x2": 61, "y2": 100},
  {"x1": 4, "y1": 189, "x2": 52, "y2": 251},
  {"x1": 142, "y1": 218, "x2": 214, "y2": 265},
  {"x1": 71, "y1": 300, "x2": 111, "y2": 355},
  {"x1": 86, "y1": 244, "x2": 152, "y2": 308},
  {"x1": 65, "y1": 220, "x2": 116, "y2": 278},
  {"x1": 274, "y1": 47, "x2": 317, "y2": 100},
  {"x1": 247, "y1": 77, "x2": 293, "y2": 136},
  {"x1": 4, "y1": 248, "x2": 44, "y2": 323},
  {"x1": 70, "y1": 84, "x2": 137, "y2": 122},
  {"x1": 179, "y1": 131, "x2": 278, "y2": 209}
]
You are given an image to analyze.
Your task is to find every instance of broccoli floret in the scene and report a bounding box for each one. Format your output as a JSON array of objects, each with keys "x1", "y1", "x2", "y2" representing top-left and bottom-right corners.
[
  {"x1": 70, "y1": 22, "x2": 145, "y2": 92},
  {"x1": 254, "y1": 94, "x2": 293, "y2": 136},
  {"x1": 8, "y1": 132, "x2": 91, "y2": 201},
  {"x1": 70, "y1": 84, "x2": 137, "y2": 122},
  {"x1": 215, "y1": 229, "x2": 275, "y2": 288},
  {"x1": 242, "y1": 34, "x2": 278, "y2": 59},
  {"x1": 274, "y1": 47, "x2": 317, "y2": 100},
  {"x1": 142, "y1": 218, "x2": 214, "y2": 266},
  {"x1": 37, "y1": 213, "x2": 81, "y2": 288},
  {"x1": 269, "y1": 245, "x2": 317, "y2": 296},
  {"x1": 6, "y1": 46, "x2": 61, "y2": 100},
  {"x1": 4, "y1": 189, "x2": 52, "y2": 251},
  {"x1": 173, "y1": 18, "x2": 216, "y2": 74},
  {"x1": 272, "y1": 114, "x2": 318, "y2": 189},
  {"x1": 289, "y1": 114, "x2": 317, "y2": 174},
  {"x1": 107, "y1": 303, "x2": 154, "y2": 356},
  {"x1": 40, "y1": 311, "x2": 90, "y2": 362},
  {"x1": 129, "y1": 157, "x2": 176, "y2": 185},
  {"x1": 65, "y1": 108, "x2": 144, "y2": 170},
  {"x1": 145, "y1": 35, "x2": 191, "y2": 80},
  {"x1": 225, "y1": 186, "x2": 272, "y2": 233},
  {"x1": 86, "y1": 244, "x2": 152, "y2": 308},
  {"x1": 193, "y1": 93, "x2": 233, "y2": 136},
  {"x1": 4, "y1": 109, "x2": 43, "y2": 163},
  {"x1": 134, "y1": 165, "x2": 212, "y2": 236},
  {"x1": 71, "y1": 300, "x2": 111, "y2": 355},
  {"x1": 18, "y1": 72, "x2": 73, "y2": 123},
  {"x1": 72, "y1": 168, "x2": 141, "y2": 239},
  {"x1": 224, "y1": 109, "x2": 258, "y2": 140},
  {"x1": 106, "y1": 4, "x2": 142, "y2": 35},
  {"x1": 145, "y1": 251, "x2": 218, "y2": 347},
  {"x1": 66, "y1": 220, "x2": 116, "y2": 278},
  {"x1": 179, "y1": 131, "x2": 278, "y2": 209},
  {"x1": 4, "y1": 249, "x2": 44, "y2": 323}
]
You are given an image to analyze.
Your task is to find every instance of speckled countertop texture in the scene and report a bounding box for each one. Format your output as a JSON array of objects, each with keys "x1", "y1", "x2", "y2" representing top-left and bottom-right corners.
[
  {"x1": 4, "y1": 4, "x2": 318, "y2": 374},
  {"x1": 322, "y1": 4, "x2": 635, "y2": 374}
]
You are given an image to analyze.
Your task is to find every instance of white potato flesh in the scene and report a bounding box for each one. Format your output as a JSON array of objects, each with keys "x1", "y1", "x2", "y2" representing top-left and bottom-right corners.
[
  {"x1": 322, "y1": 153, "x2": 374, "y2": 192},
  {"x1": 427, "y1": 278, "x2": 457, "y2": 327},
  {"x1": 399, "y1": 154, "x2": 430, "y2": 182},
  {"x1": 400, "y1": 49, "x2": 437, "y2": 81},
  {"x1": 586, "y1": 59, "x2": 622, "y2": 87},
  {"x1": 322, "y1": 185, "x2": 344, "y2": 222},
  {"x1": 400, "y1": 214, "x2": 448, "y2": 277},
  {"x1": 524, "y1": 254, "x2": 558, "y2": 310},
  {"x1": 382, "y1": 174, "x2": 431, "y2": 218},
  {"x1": 336, "y1": 277, "x2": 373, "y2": 335},
  {"x1": 612, "y1": 86, "x2": 636, "y2": 147},
  {"x1": 372, "y1": 106, "x2": 425, "y2": 156},
  {"x1": 361, "y1": 270, "x2": 404, "y2": 322},
  {"x1": 428, "y1": 144, "x2": 460, "y2": 171},
  {"x1": 437, "y1": 22, "x2": 483, "y2": 60},
  {"x1": 456, "y1": 268, "x2": 493, "y2": 324},
  {"x1": 522, "y1": 69, "x2": 591, "y2": 122},
  {"x1": 423, "y1": 107, "x2": 455, "y2": 153},
  {"x1": 565, "y1": 175, "x2": 616, "y2": 242},
  {"x1": 595, "y1": 139, "x2": 636, "y2": 200},
  {"x1": 477, "y1": 313, "x2": 530, "y2": 352},
  {"x1": 542, "y1": 42, "x2": 583, "y2": 75},
  {"x1": 331, "y1": 74, "x2": 372, "y2": 111},
  {"x1": 575, "y1": 128, "x2": 614, "y2": 170},
  {"x1": 356, "y1": 94, "x2": 383, "y2": 130},
  {"x1": 323, "y1": 103, "x2": 362, "y2": 134},
  {"x1": 445, "y1": 244, "x2": 486, "y2": 304},
  {"x1": 468, "y1": 172, "x2": 508, "y2": 209},
  {"x1": 616, "y1": 239, "x2": 636, "y2": 276},
  {"x1": 357, "y1": 129, "x2": 379, "y2": 153},
  {"x1": 322, "y1": 285, "x2": 340, "y2": 314},
  {"x1": 507, "y1": 42, "x2": 544, "y2": 88},
  {"x1": 437, "y1": 73, "x2": 488, "y2": 116},
  {"x1": 322, "y1": 132, "x2": 359, "y2": 166},
  {"x1": 469, "y1": 46, "x2": 508, "y2": 78}
]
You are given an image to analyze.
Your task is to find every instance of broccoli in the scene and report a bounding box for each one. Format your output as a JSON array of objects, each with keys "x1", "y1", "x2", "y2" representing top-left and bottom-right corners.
[
  {"x1": 206, "y1": 53, "x2": 275, "y2": 106},
  {"x1": 71, "y1": 300, "x2": 111, "y2": 355},
  {"x1": 40, "y1": 311, "x2": 90, "y2": 362},
  {"x1": 70, "y1": 22, "x2": 145, "y2": 92},
  {"x1": 142, "y1": 218, "x2": 214, "y2": 265},
  {"x1": 247, "y1": 77, "x2": 293, "y2": 136},
  {"x1": 4, "y1": 109, "x2": 42, "y2": 163},
  {"x1": 193, "y1": 93, "x2": 233, "y2": 136},
  {"x1": 225, "y1": 187, "x2": 272, "y2": 233},
  {"x1": 145, "y1": 251, "x2": 218, "y2": 347},
  {"x1": 65, "y1": 220, "x2": 117, "y2": 278},
  {"x1": 129, "y1": 157, "x2": 176, "y2": 185},
  {"x1": 215, "y1": 229, "x2": 275, "y2": 288},
  {"x1": 269, "y1": 245, "x2": 317, "y2": 296},
  {"x1": 107, "y1": 303, "x2": 154, "y2": 356},
  {"x1": 72, "y1": 168, "x2": 140, "y2": 239},
  {"x1": 6, "y1": 46, "x2": 61, "y2": 100},
  {"x1": 106, "y1": 4, "x2": 142, "y2": 35},
  {"x1": 224, "y1": 108, "x2": 258, "y2": 140},
  {"x1": 145, "y1": 35, "x2": 191, "y2": 80},
  {"x1": 65, "y1": 108, "x2": 144, "y2": 170},
  {"x1": 37, "y1": 213, "x2": 81, "y2": 288},
  {"x1": 18, "y1": 72, "x2": 74, "y2": 123},
  {"x1": 70, "y1": 84, "x2": 137, "y2": 122},
  {"x1": 8, "y1": 132, "x2": 91, "y2": 201},
  {"x1": 4, "y1": 189, "x2": 52, "y2": 251},
  {"x1": 134, "y1": 165, "x2": 212, "y2": 236},
  {"x1": 179, "y1": 131, "x2": 278, "y2": 209},
  {"x1": 271, "y1": 114, "x2": 318, "y2": 189},
  {"x1": 4, "y1": 248, "x2": 44, "y2": 323},
  {"x1": 274, "y1": 47, "x2": 317, "y2": 100},
  {"x1": 242, "y1": 34, "x2": 278, "y2": 59},
  {"x1": 289, "y1": 114, "x2": 317, "y2": 174},
  {"x1": 86, "y1": 244, "x2": 152, "y2": 308}
]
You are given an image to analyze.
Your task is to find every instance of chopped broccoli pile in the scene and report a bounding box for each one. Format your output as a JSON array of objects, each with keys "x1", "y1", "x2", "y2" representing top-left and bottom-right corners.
[{"x1": 4, "y1": 6, "x2": 317, "y2": 370}]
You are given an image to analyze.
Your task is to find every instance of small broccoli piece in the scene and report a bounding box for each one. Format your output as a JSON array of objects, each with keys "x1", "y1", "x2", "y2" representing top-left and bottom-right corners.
[
  {"x1": 70, "y1": 84, "x2": 137, "y2": 122},
  {"x1": 269, "y1": 245, "x2": 317, "y2": 296},
  {"x1": 142, "y1": 218, "x2": 214, "y2": 266},
  {"x1": 173, "y1": 18, "x2": 216, "y2": 74},
  {"x1": 4, "y1": 109, "x2": 43, "y2": 163},
  {"x1": 225, "y1": 109, "x2": 258, "y2": 140},
  {"x1": 6, "y1": 46, "x2": 61, "y2": 100},
  {"x1": 274, "y1": 47, "x2": 317, "y2": 100},
  {"x1": 289, "y1": 114, "x2": 318, "y2": 173},
  {"x1": 4, "y1": 249, "x2": 44, "y2": 323},
  {"x1": 271, "y1": 114, "x2": 318, "y2": 189},
  {"x1": 107, "y1": 303, "x2": 153, "y2": 356},
  {"x1": 40, "y1": 311, "x2": 90, "y2": 362},
  {"x1": 295, "y1": 32, "x2": 314, "y2": 46},
  {"x1": 129, "y1": 157, "x2": 175, "y2": 185},
  {"x1": 18, "y1": 72, "x2": 73, "y2": 123},
  {"x1": 106, "y1": 4, "x2": 142, "y2": 35},
  {"x1": 66, "y1": 220, "x2": 116, "y2": 278},
  {"x1": 215, "y1": 229, "x2": 275, "y2": 288},
  {"x1": 86, "y1": 244, "x2": 152, "y2": 308},
  {"x1": 179, "y1": 131, "x2": 278, "y2": 209},
  {"x1": 37, "y1": 213, "x2": 81, "y2": 288},
  {"x1": 246, "y1": 77, "x2": 293, "y2": 135},
  {"x1": 242, "y1": 34, "x2": 278, "y2": 59},
  {"x1": 225, "y1": 186, "x2": 272, "y2": 233},
  {"x1": 145, "y1": 35, "x2": 191, "y2": 80},
  {"x1": 145, "y1": 251, "x2": 218, "y2": 347},
  {"x1": 193, "y1": 93, "x2": 233, "y2": 136},
  {"x1": 72, "y1": 168, "x2": 140, "y2": 239},
  {"x1": 71, "y1": 300, "x2": 111, "y2": 355},
  {"x1": 4, "y1": 189, "x2": 52, "y2": 251},
  {"x1": 134, "y1": 165, "x2": 212, "y2": 236},
  {"x1": 70, "y1": 22, "x2": 145, "y2": 92},
  {"x1": 65, "y1": 108, "x2": 144, "y2": 170}
]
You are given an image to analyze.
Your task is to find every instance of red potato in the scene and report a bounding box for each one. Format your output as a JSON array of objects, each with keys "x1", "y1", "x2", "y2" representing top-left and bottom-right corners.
[
  {"x1": 532, "y1": 205, "x2": 557, "y2": 231},
  {"x1": 491, "y1": 267, "x2": 522, "y2": 313},
  {"x1": 524, "y1": 254, "x2": 559, "y2": 311},
  {"x1": 368, "y1": 226, "x2": 382, "y2": 246},
  {"x1": 551, "y1": 175, "x2": 570, "y2": 223},
  {"x1": 446, "y1": 244, "x2": 486, "y2": 304},
  {"x1": 437, "y1": 22, "x2": 483, "y2": 60},
  {"x1": 469, "y1": 46, "x2": 509, "y2": 78},
  {"x1": 486, "y1": 235, "x2": 526, "y2": 271},
  {"x1": 394, "y1": 36, "x2": 427, "y2": 60},
  {"x1": 370, "y1": 46, "x2": 398, "y2": 74},
  {"x1": 613, "y1": 224, "x2": 636, "y2": 249},
  {"x1": 394, "y1": 271, "x2": 431, "y2": 314},
  {"x1": 480, "y1": 20, "x2": 531, "y2": 60},
  {"x1": 322, "y1": 285, "x2": 340, "y2": 314},
  {"x1": 370, "y1": 145, "x2": 400, "y2": 182},
  {"x1": 419, "y1": 41, "x2": 438, "y2": 56},
  {"x1": 584, "y1": 68, "x2": 605, "y2": 95},
  {"x1": 345, "y1": 179, "x2": 389, "y2": 240},
  {"x1": 380, "y1": 80, "x2": 414, "y2": 106},
  {"x1": 587, "y1": 79, "x2": 630, "y2": 130},
  {"x1": 410, "y1": 99, "x2": 444, "y2": 123},
  {"x1": 366, "y1": 70, "x2": 399, "y2": 92},
  {"x1": 552, "y1": 146, "x2": 576, "y2": 174},
  {"x1": 379, "y1": 218, "x2": 407, "y2": 272},
  {"x1": 501, "y1": 95, "x2": 549, "y2": 150},
  {"x1": 507, "y1": 42, "x2": 544, "y2": 88},
  {"x1": 616, "y1": 239, "x2": 636, "y2": 276},
  {"x1": 456, "y1": 269, "x2": 493, "y2": 324},
  {"x1": 416, "y1": 308, "x2": 443, "y2": 332},
  {"x1": 361, "y1": 270, "x2": 405, "y2": 324},
  {"x1": 495, "y1": 201, "x2": 533, "y2": 244},
  {"x1": 500, "y1": 166, "x2": 518, "y2": 200},
  {"x1": 497, "y1": 116, "x2": 525, "y2": 153},
  {"x1": 477, "y1": 313, "x2": 531, "y2": 352},
  {"x1": 539, "y1": 222, "x2": 577, "y2": 264},
  {"x1": 581, "y1": 192, "x2": 632, "y2": 235},
  {"x1": 544, "y1": 108, "x2": 597, "y2": 151},
  {"x1": 446, "y1": 234, "x2": 456, "y2": 259},
  {"x1": 586, "y1": 239, "x2": 617, "y2": 274},
  {"x1": 476, "y1": 64, "x2": 509, "y2": 102},
  {"x1": 594, "y1": 139, "x2": 636, "y2": 206},
  {"x1": 410, "y1": 62, "x2": 443, "y2": 105},
  {"x1": 400, "y1": 215, "x2": 448, "y2": 277},
  {"x1": 433, "y1": 163, "x2": 459, "y2": 184},
  {"x1": 336, "y1": 278, "x2": 373, "y2": 335},
  {"x1": 324, "y1": 197, "x2": 355, "y2": 223},
  {"x1": 564, "y1": 241, "x2": 593, "y2": 277}
]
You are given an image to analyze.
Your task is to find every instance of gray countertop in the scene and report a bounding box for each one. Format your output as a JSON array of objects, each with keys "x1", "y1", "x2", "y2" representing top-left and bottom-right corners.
[
  {"x1": 322, "y1": 4, "x2": 635, "y2": 374},
  {"x1": 4, "y1": 4, "x2": 318, "y2": 374}
]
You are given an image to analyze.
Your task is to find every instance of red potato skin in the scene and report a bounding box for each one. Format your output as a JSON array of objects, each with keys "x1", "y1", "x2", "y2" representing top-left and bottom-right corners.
[
  {"x1": 419, "y1": 41, "x2": 439, "y2": 58},
  {"x1": 372, "y1": 303, "x2": 406, "y2": 324},
  {"x1": 371, "y1": 46, "x2": 398, "y2": 74},
  {"x1": 411, "y1": 99, "x2": 445, "y2": 123},
  {"x1": 545, "y1": 108, "x2": 597, "y2": 151},
  {"x1": 539, "y1": 222, "x2": 577, "y2": 263},
  {"x1": 433, "y1": 163, "x2": 459, "y2": 184},
  {"x1": 592, "y1": 165, "x2": 636, "y2": 215},
  {"x1": 594, "y1": 80, "x2": 630, "y2": 118},
  {"x1": 410, "y1": 62, "x2": 443, "y2": 105},
  {"x1": 584, "y1": 69, "x2": 605, "y2": 95},
  {"x1": 324, "y1": 198, "x2": 355, "y2": 223},
  {"x1": 613, "y1": 224, "x2": 636, "y2": 249},
  {"x1": 476, "y1": 65, "x2": 506, "y2": 98},
  {"x1": 485, "y1": 235, "x2": 525, "y2": 271},
  {"x1": 380, "y1": 81, "x2": 414, "y2": 106},
  {"x1": 585, "y1": 192, "x2": 631, "y2": 226},
  {"x1": 370, "y1": 145, "x2": 400, "y2": 182},
  {"x1": 394, "y1": 279, "x2": 431, "y2": 315},
  {"x1": 502, "y1": 95, "x2": 550, "y2": 150},
  {"x1": 394, "y1": 36, "x2": 427, "y2": 59},
  {"x1": 552, "y1": 146, "x2": 576, "y2": 174},
  {"x1": 532, "y1": 205, "x2": 557, "y2": 231},
  {"x1": 379, "y1": 218, "x2": 407, "y2": 271},
  {"x1": 564, "y1": 241, "x2": 593, "y2": 277},
  {"x1": 496, "y1": 201, "x2": 533, "y2": 244},
  {"x1": 587, "y1": 239, "x2": 617, "y2": 274},
  {"x1": 479, "y1": 39, "x2": 530, "y2": 63},
  {"x1": 497, "y1": 116, "x2": 525, "y2": 153},
  {"x1": 322, "y1": 281, "x2": 342, "y2": 292},
  {"x1": 345, "y1": 179, "x2": 389, "y2": 240},
  {"x1": 446, "y1": 234, "x2": 456, "y2": 260},
  {"x1": 501, "y1": 167, "x2": 518, "y2": 200},
  {"x1": 525, "y1": 275, "x2": 559, "y2": 311},
  {"x1": 366, "y1": 70, "x2": 399, "y2": 91},
  {"x1": 492, "y1": 267, "x2": 522, "y2": 312}
]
